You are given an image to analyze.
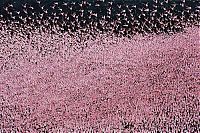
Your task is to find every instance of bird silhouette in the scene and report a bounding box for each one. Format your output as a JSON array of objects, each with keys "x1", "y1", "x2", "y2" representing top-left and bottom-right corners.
[
  {"x1": 3, "y1": 7, "x2": 9, "y2": 12},
  {"x1": 36, "y1": 0, "x2": 41, "y2": 4}
]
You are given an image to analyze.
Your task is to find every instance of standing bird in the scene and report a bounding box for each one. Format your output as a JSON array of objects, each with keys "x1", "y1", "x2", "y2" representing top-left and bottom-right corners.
[
  {"x1": 63, "y1": 2, "x2": 68, "y2": 6},
  {"x1": 36, "y1": 0, "x2": 41, "y2": 4}
]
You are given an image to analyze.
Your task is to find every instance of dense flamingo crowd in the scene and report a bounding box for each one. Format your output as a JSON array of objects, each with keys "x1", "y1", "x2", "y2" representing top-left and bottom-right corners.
[
  {"x1": 0, "y1": 24, "x2": 199, "y2": 132},
  {"x1": 0, "y1": 0, "x2": 199, "y2": 132}
]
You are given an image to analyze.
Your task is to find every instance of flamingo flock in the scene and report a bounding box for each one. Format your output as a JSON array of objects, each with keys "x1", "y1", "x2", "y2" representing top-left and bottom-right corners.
[{"x1": 0, "y1": 0, "x2": 199, "y2": 132}]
